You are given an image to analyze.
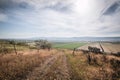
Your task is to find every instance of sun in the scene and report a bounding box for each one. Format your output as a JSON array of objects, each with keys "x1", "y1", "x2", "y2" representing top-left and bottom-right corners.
[{"x1": 73, "y1": 0, "x2": 95, "y2": 16}]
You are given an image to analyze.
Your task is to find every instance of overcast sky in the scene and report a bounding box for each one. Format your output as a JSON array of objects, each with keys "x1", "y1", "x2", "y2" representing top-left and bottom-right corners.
[{"x1": 0, "y1": 0, "x2": 120, "y2": 38}]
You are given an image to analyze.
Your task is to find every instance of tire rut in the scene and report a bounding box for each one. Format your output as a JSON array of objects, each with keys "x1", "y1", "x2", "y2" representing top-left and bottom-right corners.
[
  {"x1": 26, "y1": 53, "x2": 60, "y2": 80},
  {"x1": 26, "y1": 52, "x2": 71, "y2": 80},
  {"x1": 60, "y1": 53, "x2": 71, "y2": 80},
  {"x1": 40, "y1": 52, "x2": 71, "y2": 80}
]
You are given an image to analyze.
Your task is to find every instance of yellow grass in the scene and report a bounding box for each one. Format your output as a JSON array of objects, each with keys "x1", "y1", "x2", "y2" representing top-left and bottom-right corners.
[
  {"x1": 66, "y1": 50, "x2": 120, "y2": 80},
  {"x1": 0, "y1": 49, "x2": 57, "y2": 80}
]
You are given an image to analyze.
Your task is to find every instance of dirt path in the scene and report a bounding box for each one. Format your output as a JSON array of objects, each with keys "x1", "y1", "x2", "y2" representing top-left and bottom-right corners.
[
  {"x1": 78, "y1": 42, "x2": 120, "y2": 53},
  {"x1": 77, "y1": 43, "x2": 103, "y2": 51},
  {"x1": 26, "y1": 52, "x2": 70, "y2": 80},
  {"x1": 101, "y1": 43, "x2": 120, "y2": 53},
  {"x1": 60, "y1": 54, "x2": 71, "y2": 80}
]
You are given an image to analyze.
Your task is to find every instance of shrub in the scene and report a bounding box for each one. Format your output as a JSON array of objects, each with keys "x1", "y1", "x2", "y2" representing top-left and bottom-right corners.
[
  {"x1": 35, "y1": 40, "x2": 52, "y2": 51},
  {"x1": 110, "y1": 59, "x2": 120, "y2": 79}
]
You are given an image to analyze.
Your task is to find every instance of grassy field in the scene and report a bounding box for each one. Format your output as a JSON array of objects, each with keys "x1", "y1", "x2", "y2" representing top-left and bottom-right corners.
[
  {"x1": 0, "y1": 49, "x2": 57, "y2": 80},
  {"x1": 0, "y1": 44, "x2": 120, "y2": 80},
  {"x1": 0, "y1": 41, "x2": 31, "y2": 56},
  {"x1": 1, "y1": 40, "x2": 120, "y2": 80},
  {"x1": 52, "y1": 42, "x2": 87, "y2": 50},
  {"x1": 66, "y1": 51, "x2": 120, "y2": 80}
]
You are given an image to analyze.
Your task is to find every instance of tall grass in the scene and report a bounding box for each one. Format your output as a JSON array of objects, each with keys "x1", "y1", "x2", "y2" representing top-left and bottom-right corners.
[
  {"x1": 66, "y1": 51, "x2": 120, "y2": 80},
  {"x1": 0, "y1": 49, "x2": 56, "y2": 80},
  {"x1": 66, "y1": 52, "x2": 88, "y2": 80}
]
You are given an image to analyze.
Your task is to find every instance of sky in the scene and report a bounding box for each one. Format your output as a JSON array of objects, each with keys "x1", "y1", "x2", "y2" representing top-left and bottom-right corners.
[{"x1": 0, "y1": 0, "x2": 120, "y2": 38}]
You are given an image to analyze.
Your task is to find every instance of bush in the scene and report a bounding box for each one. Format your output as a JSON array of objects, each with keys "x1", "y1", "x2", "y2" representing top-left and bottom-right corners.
[
  {"x1": 35, "y1": 40, "x2": 52, "y2": 50},
  {"x1": 110, "y1": 59, "x2": 120, "y2": 79},
  {"x1": 16, "y1": 42, "x2": 27, "y2": 46}
]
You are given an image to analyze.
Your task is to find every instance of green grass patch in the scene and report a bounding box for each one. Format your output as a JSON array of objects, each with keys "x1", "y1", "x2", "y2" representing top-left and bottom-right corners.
[{"x1": 52, "y1": 42, "x2": 87, "y2": 50}]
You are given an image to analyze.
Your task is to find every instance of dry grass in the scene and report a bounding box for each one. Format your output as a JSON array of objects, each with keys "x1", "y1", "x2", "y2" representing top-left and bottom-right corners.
[
  {"x1": 0, "y1": 48, "x2": 120, "y2": 80},
  {"x1": 42, "y1": 55, "x2": 63, "y2": 80},
  {"x1": 66, "y1": 51, "x2": 88, "y2": 80},
  {"x1": 43, "y1": 53, "x2": 70, "y2": 80},
  {"x1": 66, "y1": 50, "x2": 120, "y2": 80},
  {"x1": 0, "y1": 49, "x2": 57, "y2": 80}
]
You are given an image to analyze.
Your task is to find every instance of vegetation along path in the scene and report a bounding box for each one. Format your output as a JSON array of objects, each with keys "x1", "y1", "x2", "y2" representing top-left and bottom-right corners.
[{"x1": 26, "y1": 52, "x2": 70, "y2": 80}]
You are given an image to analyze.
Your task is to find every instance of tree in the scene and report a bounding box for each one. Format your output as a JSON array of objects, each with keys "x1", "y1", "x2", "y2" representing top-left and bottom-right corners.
[
  {"x1": 46, "y1": 43, "x2": 52, "y2": 51},
  {"x1": 9, "y1": 40, "x2": 17, "y2": 55},
  {"x1": 35, "y1": 40, "x2": 52, "y2": 52}
]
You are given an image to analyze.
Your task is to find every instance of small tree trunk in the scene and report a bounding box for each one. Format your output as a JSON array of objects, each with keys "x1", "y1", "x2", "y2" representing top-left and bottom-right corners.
[
  {"x1": 87, "y1": 54, "x2": 91, "y2": 65},
  {"x1": 37, "y1": 48, "x2": 39, "y2": 53},
  {"x1": 48, "y1": 47, "x2": 51, "y2": 51},
  {"x1": 0, "y1": 43, "x2": 2, "y2": 54},
  {"x1": 72, "y1": 48, "x2": 76, "y2": 56},
  {"x1": 13, "y1": 43, "x2": 17, "y2": 55},
  {"x1": 3, "y1": 46, "x2": 7, "y2": 54}
]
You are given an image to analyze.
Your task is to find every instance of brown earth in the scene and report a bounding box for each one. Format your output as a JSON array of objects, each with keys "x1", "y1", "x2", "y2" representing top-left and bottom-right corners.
[{"x1": 78, "y1": 42, "x2": 120, "y2": 53}]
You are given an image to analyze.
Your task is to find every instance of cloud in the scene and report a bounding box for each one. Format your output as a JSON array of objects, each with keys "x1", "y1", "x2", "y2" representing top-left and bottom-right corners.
[
  {"x1": 0, "y1": 0, "x2": 72, "y2": 11},
  {"x1": 0, "y1": 0, "x2": 120, "y2": 38},
  {"x1": 0, "y1": 0, "x2": 32, "y2": 10},
  {"x1": 43, "y1": 2, "x2": 72, "y2": 13},
  {"x1": 0, "y1": 0, "x2": 14, "y2": 8},
  {"x1": 0, "y1": 13, "x2": 8, "y2": 22},
  {"x1": 103, "y1": 1, "x2": 120, "y2": 15}
]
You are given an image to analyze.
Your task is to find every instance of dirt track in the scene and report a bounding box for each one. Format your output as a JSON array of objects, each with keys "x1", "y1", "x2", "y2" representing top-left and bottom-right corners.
[
  {"x1": 26, "y1": 52, "x2": 70, "y2": 80},
  {"x1": 77, "y1": 42, "x2": 120, "y2": 53},
  {"x1": 77, "y1": 43, "x2": 103, "y2": 51},
  {"x1": 100, "y1": 43, "x2": 120, "y2": 53}
]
